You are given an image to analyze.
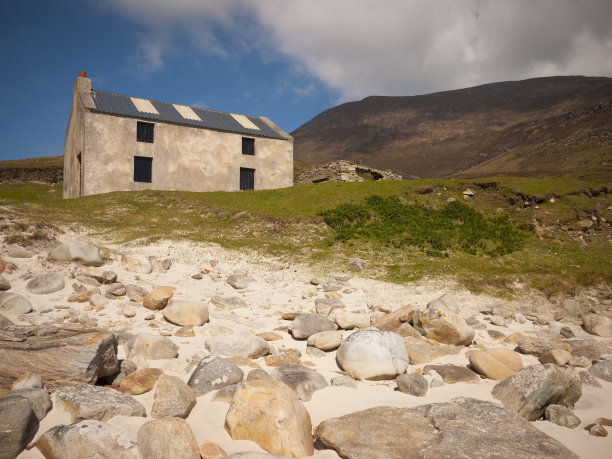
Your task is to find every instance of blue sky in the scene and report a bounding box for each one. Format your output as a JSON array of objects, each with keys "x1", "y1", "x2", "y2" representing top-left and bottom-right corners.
[{"x1": 1, "y1": 0, "x2": 611, "y2": 161}]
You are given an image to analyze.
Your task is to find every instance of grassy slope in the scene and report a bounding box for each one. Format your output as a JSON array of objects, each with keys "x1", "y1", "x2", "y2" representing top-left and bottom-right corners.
[
  {"x1": 1, "y1": 170, "x2": 611, "y2": 298},
  {"x1": 0, "y1": 156, "x2": 62, "y2": 170}
]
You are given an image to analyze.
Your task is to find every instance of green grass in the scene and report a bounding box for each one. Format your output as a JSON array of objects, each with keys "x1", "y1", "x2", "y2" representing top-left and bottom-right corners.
[
  {"x1": 0, "y1": 156, "x2": 62, "y2": 170},
  {"x1": 1, "y1": 170, "x2": 611, "y2": 298}
]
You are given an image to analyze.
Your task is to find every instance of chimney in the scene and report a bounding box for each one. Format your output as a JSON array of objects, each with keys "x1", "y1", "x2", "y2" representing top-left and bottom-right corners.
[
  {"x1": 79, "y1": 71, "x2": 86, "y2": 78},
  {"x1": 74, "y1": 71, "x2": 95, "y2": 109}
]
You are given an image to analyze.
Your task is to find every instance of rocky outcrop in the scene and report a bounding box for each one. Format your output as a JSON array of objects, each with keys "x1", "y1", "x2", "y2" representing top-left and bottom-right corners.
[
  {"x1": 137, "y1": 417, "x2": 201, "y2": 459},
  {"x1": 295, "y1": 160, "x2": 403, "y2": 185},
  {"x1": 0, "y1": 325, "x2": 118, "y2": 390},
  {"x1": 0, "y1": 395, "x2": 39, "y2": 459},
  {"x1": 314, "y1": 398, "x2": 578, "y2": 458}
]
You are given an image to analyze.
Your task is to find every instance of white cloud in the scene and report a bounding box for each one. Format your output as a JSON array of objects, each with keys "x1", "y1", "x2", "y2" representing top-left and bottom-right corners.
[{"x1": 105, "y1": 0, "x2": 612, "y2": 100}]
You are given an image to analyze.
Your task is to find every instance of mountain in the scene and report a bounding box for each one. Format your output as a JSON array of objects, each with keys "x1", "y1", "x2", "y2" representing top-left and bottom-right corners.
[{"x1": 291, "y1": 76, "x2": 612, "y2": 178}]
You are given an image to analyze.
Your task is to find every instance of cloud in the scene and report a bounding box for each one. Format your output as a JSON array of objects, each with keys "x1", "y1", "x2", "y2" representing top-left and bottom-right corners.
[{"x1": 104, "y1": 0, "x2": 612, "y2": 100}]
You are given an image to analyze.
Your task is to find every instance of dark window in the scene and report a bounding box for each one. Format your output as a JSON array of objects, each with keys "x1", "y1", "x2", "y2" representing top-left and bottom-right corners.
[
  {"x1": 242, "y1": 137, "x2": 255, "y2": 156},
  {"x1": 134, "y1": 156, "x2": 152, "y2": 183},
  {"x1": 137, "y1": 122, "x2": 154, "y2": 143},
  {"x1": 240, "y1": 168, "x2": 255, "y2": 191}
]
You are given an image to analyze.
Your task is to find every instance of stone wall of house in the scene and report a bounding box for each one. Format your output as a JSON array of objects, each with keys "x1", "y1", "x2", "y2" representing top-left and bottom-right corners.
[{"x1": 295, "y1": 160, "x2": 405, "y2": 184}]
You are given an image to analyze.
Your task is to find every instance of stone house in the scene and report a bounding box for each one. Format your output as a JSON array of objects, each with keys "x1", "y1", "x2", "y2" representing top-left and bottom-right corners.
[{"x1": 63, "y1": 72, "x2": 293, "y2": 198}]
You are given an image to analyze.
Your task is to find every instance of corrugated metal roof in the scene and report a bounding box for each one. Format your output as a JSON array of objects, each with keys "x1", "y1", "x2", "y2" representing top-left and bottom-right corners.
[{"x1": 90, "y1": 90, "x2": 287, "y2": 140}]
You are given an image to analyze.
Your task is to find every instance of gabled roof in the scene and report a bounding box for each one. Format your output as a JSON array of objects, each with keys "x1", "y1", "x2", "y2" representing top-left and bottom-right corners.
[{"x1": 90, "y1": 90, "x2": 288, "y2": 140}]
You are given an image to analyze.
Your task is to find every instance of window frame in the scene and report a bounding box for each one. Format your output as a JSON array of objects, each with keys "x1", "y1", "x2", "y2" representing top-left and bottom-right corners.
[
  {"x1": 242, "y1": 137, "x2": 255, "y2": 156},
  {"x1": 134, "y1": 156, "x2": 152, "y2": 183},
  {"x1": 137, "y1": 121, "x2": 154, "y2": 143}
]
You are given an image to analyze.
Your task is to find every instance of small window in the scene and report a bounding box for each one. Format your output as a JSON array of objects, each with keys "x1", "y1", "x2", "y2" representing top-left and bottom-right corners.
[
  {"x1": 242, "y1": 137, "x2": 254, "y2": 156},
  {"x1": 240, "y1": 167, "x2": 255, "y2": 191},
  {"x1": 134, "y1": 156, "x2": 152, "y2": 183},
  {"x1": 137, "y1": 122, "x2": 154, "y2": 143}
]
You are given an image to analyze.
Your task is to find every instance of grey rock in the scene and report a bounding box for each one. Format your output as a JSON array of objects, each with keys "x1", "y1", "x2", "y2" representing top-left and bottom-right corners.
[
  {"x1": 226, "y1": 274, "x2": 252, "y2": 290},
  {"x1": 9, "y1": 388, "x2": 52, "y2": 421},
  {"x1": 492, "y1": 364, "x2": 582, "y2": 421},
  {"x1": 305, "y1": 346, "x2": 326, "y2": 358},
  {"x1": 55, "y1": 384, "x2": 146, "y2": 422},
  {"x1": 565, "y1": 339, "x2": 610, "y2": 361},
  {"x1": 211, "y1": 296, "x2": 248, "y2": 310},
  {"x1": 0, "y1": 395, "x2": 39, "y2": 459},
  {"x1": 517, "y1": 335, "x2": 565, "y2": 357},
  {"x1": 101, "y1": 359, "x2": 138, "y2": 386},
  {"x1": 89, "y1": 293, "x2": 110, "y2": 308},
  {"x1": 187, "y1": 355, "x2": 244, "y2": 396},
  {"x1": 77, "y1": 275, "x2": 101, "y2": 287},
  {"x1": 152, "y1": 374, "x2": 197, "y2": 419},
  {"x1": 589, "y1": 359, "x2": 612, "y2": 382},
  {"x1": 127, "y1": 333, "x2": 178, "y2": 361},
  {"x1": 126, "y1": 284, "x2": 149, "y2": 302},
  {"x1": 309, "y1": 278, "x2": 322, "y2": 285},
  {"x1": 106, "y1": 283, "x2": 127, "y2": 296},
  {"x1": 582, "y1": 313, "x2": 612, "y2": 338},
  {"x1": 32, "y1": 420, "x2": 140, "y2": 459},
  {"x1": 0, "y1": 325, "x2": 118, "y2": 391},
  {"x1": 422, "y1": 364, "x2": 480, "y2": 384},
  {"x1": 26, "y1": 273, "x2": 65, "y2": 294},
  {"x1": 347, "y1": 258, "x2": 363, "y2": 271},
  {"x1": 191, "y1": 273, "x2": 203, "y2": 279},
  {"x1": 0, "y1": 275, "x2": 10, "y2": 291},
  {"x1": 306, "y1": 330, "x2": 343, "y2": 351},
  {"x1": 315, "y1": 398, "x2": 578, "y2": 459},
  {"x1": 161, "y1": 258, "x2": 172, "y2": 270},
  {"x1": 137, "y1": 417, "x2": 201, "y2": 459},
  {"x1": 545, "y1": 404, "x2": 581, "y2": 428},
  {"x1": 7, "y1": 246, "x2": 33, "y2": 258},
  {"x1": 289, "y1": 313, "x2": 337, "y2": 339},
  {"x1": 10, "y1": 372, "x2": 42, "y2": 391},
  {"x1": 270, "y1": 364, "x2": 328, "y2": 401},
  {"x1": 247, "y1": 369, "x2": 273, "y2": 382},
  {"x1": 330, "y1": 375, "x2": 358, "y2": 389},
  {"x1": 336, "y1": 329, "x2": 409, "y2": 380},
  {"x1": 212, "y1": 384, "x2": 238, "y2": 403},
  {"x1": 0, "y1": 292, "x2": 33, "y2": 315},
  {"x1": 314, "y1": 297, "x2": 345, "y2": 316},
  {"x1": 205, "y1": 334, "x2": 269, "y2": 358},
  {"x1": 396, "y1": 373, "x2": 428, "y2": 396},
  {"x1": 50, "y1": 241, "x2": 103, "y2": 266}
]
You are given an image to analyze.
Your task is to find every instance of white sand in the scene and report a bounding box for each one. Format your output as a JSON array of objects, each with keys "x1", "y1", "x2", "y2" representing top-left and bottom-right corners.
[{"x1": 2, "y1": 234, "x2": 610, "y2": 458}]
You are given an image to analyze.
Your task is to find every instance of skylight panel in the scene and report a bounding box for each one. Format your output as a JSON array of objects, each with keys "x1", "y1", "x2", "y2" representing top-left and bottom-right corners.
[
  {"x1": 231, "y1": 114, "x2": 260, "y2": 130},
  {"x1": 173, "y1": 104, "x2": 201, "y2": 121},
  {"x1": 130, "y1": 97, "x2": 159, "y2": 114}
]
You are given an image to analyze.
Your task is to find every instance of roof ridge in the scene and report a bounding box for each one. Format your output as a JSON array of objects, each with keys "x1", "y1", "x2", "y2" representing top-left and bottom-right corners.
[{"x1": 91, "y1": 89, "x2": 260, "y2": 119}]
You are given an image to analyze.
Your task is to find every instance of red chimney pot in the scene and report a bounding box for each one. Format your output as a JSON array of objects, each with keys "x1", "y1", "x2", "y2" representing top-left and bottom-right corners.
[{"x1": 79, "y1": 71, "x2": 86, "y2": 78}]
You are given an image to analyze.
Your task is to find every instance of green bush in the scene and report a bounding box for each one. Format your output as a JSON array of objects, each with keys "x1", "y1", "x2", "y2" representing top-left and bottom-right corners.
[{"x1": 320, "y1": 196, "x2": 531, "y2": 257}]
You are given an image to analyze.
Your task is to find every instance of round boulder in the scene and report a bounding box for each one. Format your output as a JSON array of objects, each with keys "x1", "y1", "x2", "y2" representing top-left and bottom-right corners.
[
  {"x1": 26, "y1": 273, "x2": 65, "y2": 295},
  {"x1": 50, "y1": 241, "x2": 103, "y2": 267},
  {"x1": 121, "y1": 254, "x2": 152, "y2": 274},
  {"x1": 163, "y1": 300, "x2": 209, "y2": 326},
  {"x1": 336, "y1": 329, "x2": 409, "y2": 380}
]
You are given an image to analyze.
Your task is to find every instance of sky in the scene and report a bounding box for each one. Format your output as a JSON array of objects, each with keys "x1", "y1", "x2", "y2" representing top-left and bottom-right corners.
[{"x1": 1, "y1": 0, "x2": 611, "y2": 161}]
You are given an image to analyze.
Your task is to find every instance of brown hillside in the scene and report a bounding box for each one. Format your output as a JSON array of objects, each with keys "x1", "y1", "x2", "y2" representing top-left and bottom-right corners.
[{"x1": 291, "y1": 76, "x2": 612, "y2": 178}]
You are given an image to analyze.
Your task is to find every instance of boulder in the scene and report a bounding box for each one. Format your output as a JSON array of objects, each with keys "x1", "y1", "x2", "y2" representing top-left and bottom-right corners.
[
  {"x1": 396, "y1": 373, "x2": 428, "y2": 396},
  {"x1": 100, "y1": 359, "x2": 137, "y2": 386},
  {"x1": 211, "y1": 295, "x2": 248, "y2": 310},
  {"x1": 414, "y1": 307, "x2": 474, "y2": 346},
  {"x1": 314, "y1": 298, "x2": 345, "y2": 316},
  {"x1": 119, "y1": 367, "x2": 164, "y2": 395},
  {"x1": 137, "y1": 417, "x2": 200, "y2": 459},
  {"x1": 152, "y1": 374, "x2": 197, "y2": 419},
  {"x1": 545, "y1": 404, "x2": 581, "y2": 429},
  {"x1": 565, "y1": 339, "x2": 610, "y2": 361},
  {"x1": 11, "y1": 372, "x2": 43, "y2": 391},
  {"x1": 468, "y1": 348, "x2": 523, "y2": 380},
  {"x1": 264, "y1": 349, "x2": 302, "y2": 367},
  {"x1": 492, "y1": 364, "x2": 582, "y2": 421},
  {"x1": 517, "y1": 335, "x2": 569, "y2": 357},
  {"x1": 163, "y1": 300, "x2": 209, "y2": 326},
  {"x1": 539, "y1": 349, "x2": 572, "y2": 365},
  {"x1": 225, "y1": 380, "x2": 314, "y2": 457},
  {"x1": 402, "y1": 337, "x2": 461, "y2": 364},
  {"x1": 583, "y1": 313, "x2": 612, "y2": 338},
  {"x1": 336, "y1": 329, "x2": 409, "y2": 380},
  {"x1": 0, "y1": 313, "x2": 15, "y2": 327},
  {"x1": 9, "y1": 388, "x2": 52, "y2": 421},
  {"x1": 289, "y1": 313, "x2": 337, "y2": 339},
  {"x1": 126, "y1": 284, "x2": 149, "y2": 302},
  {"x1": 226, "y1": 274, "x2": 251, "y2": 289},
  {"x1": 50, "y1": 241, "x2": 103, "y2": 266},
  {"x1": 205, "y1": 334, "x2": 269, "y2": 358},
  {"x1": 423, "y1": 365, "x2": 480, "y2": 384},
  {"x1": 55, "y1": 384, "x2": 146, "y2": 422},
  {"x1": 200, "y1": 441, "x2": 228, "y2": 459},
  {"x1": 187, "y1": 355, "x2": 244, "y2": 396},
  {"x1": 270, "y1": 364, "x2": 328, "y2": 401},
  {"x1": 307, "y1": 330, "x2": 343, "y2": 351},
  {"x1": 0, "y1": 275, "x2": 10, "y2": 291},
  {"x1": 121, "y1": 254, "x2": 152, "y2": 274},
  {"x1": 589, "y1": 359, "x2": 612, "y2": 382},
  {"x1": 127, "y1": 333, "x2": 178, "y2": 361},
  {"x1": 0, "y1": 325, "x2": 118, "y2": 390},
  {"x1": 143, "y1": 286, "x2": 175, "y2": 310},
  {"x1": 0, "y1": 395, "x2": 38, "y2": 459},
  {"x1": 25, "y1": 273, "x2": 65, "y2": 294},
  {"x1": 315, "y1": 398, "x2": 578, "y2": 459},
  {"x1": 32, "y1": 420, "x2": 140, "y2": 459},
  {"x1": 334, "y1": 311, "x2": 370, "y2": 329},
  {"x1": 372, "y1": 304, "x2": 417, "y2": 333},
  {"x1": 0, "y1": 292, "x2": 33, "y2": 315}
]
